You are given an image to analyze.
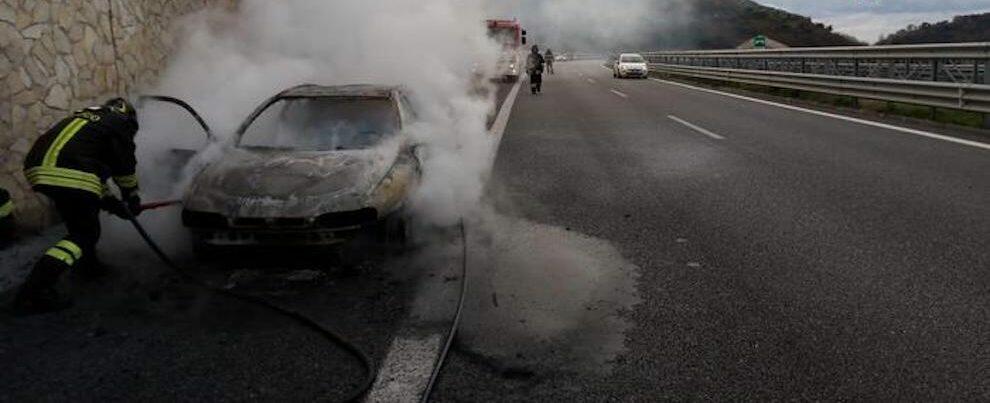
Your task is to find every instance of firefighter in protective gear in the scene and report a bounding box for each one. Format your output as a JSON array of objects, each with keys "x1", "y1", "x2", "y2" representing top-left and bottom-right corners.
[
  {"x1": 544, "y1": 49, "x2": 555, "y2": 75},
  {"x1": 526, "y1": 45, "x2": 545, "y2": 94},
  {"x1": 14, "y1": 98, "x2": 141, "y2": 315}
]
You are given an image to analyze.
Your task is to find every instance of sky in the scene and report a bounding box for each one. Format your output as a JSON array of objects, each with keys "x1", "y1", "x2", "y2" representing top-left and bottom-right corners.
[{"x1": 758, "y1": 0, "x2": 990, "y2": 43}]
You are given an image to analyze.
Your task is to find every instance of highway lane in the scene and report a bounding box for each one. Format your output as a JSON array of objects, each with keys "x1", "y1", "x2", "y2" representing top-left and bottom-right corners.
[{"x1": 436, "y1": 61, "x2": 990, "y2": 400}]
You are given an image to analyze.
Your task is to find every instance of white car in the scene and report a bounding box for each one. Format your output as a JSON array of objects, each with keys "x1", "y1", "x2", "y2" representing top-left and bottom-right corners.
[{"x1": 613, "y1": 53, "x2": 649, "y2": 79}]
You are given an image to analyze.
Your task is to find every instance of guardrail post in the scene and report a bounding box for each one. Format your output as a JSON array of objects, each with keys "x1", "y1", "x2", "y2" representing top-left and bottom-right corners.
[{"x1": 932, "y1": 59, "x2": 939, "y2": 82}]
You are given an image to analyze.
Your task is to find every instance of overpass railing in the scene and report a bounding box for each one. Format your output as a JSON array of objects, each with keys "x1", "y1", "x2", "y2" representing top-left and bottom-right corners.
[{"x1": 641, "y1": 42, "x2": 990, "y2": 115}]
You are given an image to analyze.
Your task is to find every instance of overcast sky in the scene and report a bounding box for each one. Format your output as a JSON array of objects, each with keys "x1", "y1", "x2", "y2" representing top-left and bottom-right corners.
[{"x1": 758, "y1": 0, "x2": 990, "y2": 43}]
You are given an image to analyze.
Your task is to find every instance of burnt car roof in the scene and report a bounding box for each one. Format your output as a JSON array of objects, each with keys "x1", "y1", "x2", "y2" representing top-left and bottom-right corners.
[
  {"x1": 277, "y1": 84, "x2": 401, "y2": 99},
  {"x1": 235, "y1": 84, "x2": 405, "y2": 135}
]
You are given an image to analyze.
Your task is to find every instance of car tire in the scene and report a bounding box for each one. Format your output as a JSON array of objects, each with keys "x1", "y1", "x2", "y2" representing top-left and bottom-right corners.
[
  {"x1": 386, "y1": 213, "x2": 414, "y2": 248},
  {"x1": 378, "y1": 211, "x2": 415, "y2": 252}
]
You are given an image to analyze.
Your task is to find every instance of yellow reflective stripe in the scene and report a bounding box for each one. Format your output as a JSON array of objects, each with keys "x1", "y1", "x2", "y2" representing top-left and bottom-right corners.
[
  {"x1": 26, "y1": 176, "x2": 103, "y2": 195},
  {"x1": 45, "y1": 248, "x2": 76, "y2": 266},
  {"x1": 42, "y1": 118, "x2": 88, "y2": 167},
  {"x1": 25, "y1": 166, "x2": 100, "y2": 183},
  {"x1": 25, "y1": 167, "x2": 104, "y2": 196},
  {"x1": 56, "y1": 240, "x2": 83, "y2": 260},
  {"x1": 113, "y1": 174, "x2": 139, "y2": 189},
  {"x1": 0, "y1": 200, "x2": 12, "y2": 218}
]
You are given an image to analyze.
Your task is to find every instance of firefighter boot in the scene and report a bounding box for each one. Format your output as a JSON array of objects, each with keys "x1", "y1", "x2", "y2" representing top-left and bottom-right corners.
[{"x1": 13, "y1": 260, "x2": 73, "y2": 315}]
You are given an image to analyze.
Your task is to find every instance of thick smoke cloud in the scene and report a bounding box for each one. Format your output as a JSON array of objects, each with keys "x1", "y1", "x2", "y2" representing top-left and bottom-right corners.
[
  {"x1": 101, "y1": 0, "x2": 502, "y2": 256},
  {"x1": 486, "y1": 0, "x2": 694, "y2": 52}
]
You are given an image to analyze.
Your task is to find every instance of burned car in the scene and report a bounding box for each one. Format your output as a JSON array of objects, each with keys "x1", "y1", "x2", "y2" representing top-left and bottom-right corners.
[{"x1": 158, "y1": 84, "x2": 420, "y2": 249}]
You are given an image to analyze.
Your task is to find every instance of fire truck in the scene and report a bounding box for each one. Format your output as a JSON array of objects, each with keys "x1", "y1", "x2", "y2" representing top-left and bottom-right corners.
[{"x1": 486, "y1": 19, "x2": 527, "y2": 81}]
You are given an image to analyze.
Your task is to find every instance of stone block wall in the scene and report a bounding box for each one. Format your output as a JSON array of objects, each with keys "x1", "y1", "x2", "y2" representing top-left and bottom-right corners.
[{"x1": 0, "y1": 0, "x2": 236, "y2": 231}]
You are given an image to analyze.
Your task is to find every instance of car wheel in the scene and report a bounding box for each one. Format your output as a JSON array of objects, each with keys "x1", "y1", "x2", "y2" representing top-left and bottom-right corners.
[{"x1": 386, "y1": 213, "x2": 415, "y2": 248}]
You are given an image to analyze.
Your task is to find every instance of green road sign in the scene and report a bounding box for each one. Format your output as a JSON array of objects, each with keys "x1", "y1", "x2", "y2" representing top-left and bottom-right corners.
[{"x1": 754, "y1": 35, "x2": 767, "y2": 49}]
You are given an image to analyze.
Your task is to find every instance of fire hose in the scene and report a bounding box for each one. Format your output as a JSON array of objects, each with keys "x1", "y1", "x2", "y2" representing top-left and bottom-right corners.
[{"x1": 119, "y1": 200, "x2": 375, "y2": 402}]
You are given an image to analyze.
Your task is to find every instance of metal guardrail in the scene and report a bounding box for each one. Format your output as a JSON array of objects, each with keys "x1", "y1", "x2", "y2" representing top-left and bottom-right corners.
[{"x1": 641, "y1": 42, "x2": 990, "y2": 117}]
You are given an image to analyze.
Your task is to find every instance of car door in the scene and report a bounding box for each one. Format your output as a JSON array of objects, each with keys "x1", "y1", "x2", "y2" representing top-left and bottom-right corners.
[{"x1": 137, "y1": 95, "x2": 214, "y2": 181}]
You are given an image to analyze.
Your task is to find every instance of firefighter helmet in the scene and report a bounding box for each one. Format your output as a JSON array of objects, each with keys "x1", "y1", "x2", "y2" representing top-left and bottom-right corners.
[{"x1": 104, "y1": 98, "x2": 137, "y2": 122}]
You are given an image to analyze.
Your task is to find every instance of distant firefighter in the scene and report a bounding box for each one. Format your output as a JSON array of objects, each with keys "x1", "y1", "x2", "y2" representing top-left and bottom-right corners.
[
  {"x1": 544, "y1": 49, "x2": 555, "y2": 74},
  {"x1": 527, "y1": 45, "x2": 546, "y2": 94}
]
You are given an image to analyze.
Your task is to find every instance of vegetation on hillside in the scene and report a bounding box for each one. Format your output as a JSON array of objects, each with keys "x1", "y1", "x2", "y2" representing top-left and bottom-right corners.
[
  {"x1": 686, "y1": 0, "x2": 863, "y2": 48},
  {"x1": 877, "y1": 13, "x2": 990, "y2": 45},
  {"x1": 631, "y1": 0, "x2": 864, "y2": 50}
]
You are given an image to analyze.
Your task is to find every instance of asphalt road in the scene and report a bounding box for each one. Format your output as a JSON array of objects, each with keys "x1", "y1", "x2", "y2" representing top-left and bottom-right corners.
[
  {"x1": 434, "y1": 61, "x2": 990, "y2": 401},
  {"x1": 2, "y1": 62, "x2": 988, "y2": 401},
  {"x1": 0, "y1": 83, "x2": 518, "y2": 402}
]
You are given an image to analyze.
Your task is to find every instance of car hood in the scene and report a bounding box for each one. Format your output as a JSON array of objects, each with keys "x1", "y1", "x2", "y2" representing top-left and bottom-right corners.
[{"x1": 183, "y1": 144, "x2": 400, "y2": 218}]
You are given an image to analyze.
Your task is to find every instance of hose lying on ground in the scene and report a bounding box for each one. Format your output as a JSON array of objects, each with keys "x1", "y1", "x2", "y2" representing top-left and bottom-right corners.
[
  {"x1": 420, "y1": 219, "x2": 469, "y2": 403},
  {"x1": 120, "y1": 205, "x2": 376, "y2": 403}
]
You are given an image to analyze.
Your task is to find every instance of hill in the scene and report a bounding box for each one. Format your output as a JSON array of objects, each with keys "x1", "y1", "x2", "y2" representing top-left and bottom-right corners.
[
  {"x1": 623, "y1": 0, "x2": 864, "y2": 51},
  {"x1": 528, "y1": 0, "x2": 864, "y2": 52},
  {"x1": 877, "y1": 13, "x2": 990, "y2": 45},
  {"x1": 683, "y1": 0, "x2": 864, "y2": 49}
]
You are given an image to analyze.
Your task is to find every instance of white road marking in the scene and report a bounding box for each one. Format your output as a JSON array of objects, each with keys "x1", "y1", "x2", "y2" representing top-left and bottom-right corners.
[
  {"x1": 488, "y1": 79, "x2": 522, "y2": 164},
  {"x1": 586, "y1": 78, "x2": 597, "y2": 84},
  {"x1": 366, "y1": 81, "x2": 521, "y2": 402},
  {"x1": 668, "y1": 115, "x2": 726, "y2": 140},
  {"x1": 650, "y1": 77, "x2": 990, "y2": 151},
  {"x1": 366, "y1": 334, "x2": 444, "y2": 402},
  {"x1": 610, "y1": 89, "x2": 629, "y2": 99}
]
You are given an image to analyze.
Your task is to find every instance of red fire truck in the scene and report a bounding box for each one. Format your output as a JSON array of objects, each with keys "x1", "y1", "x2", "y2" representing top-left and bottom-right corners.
[{"x1": 486, "y1": 19, "x2": 527, "y2": 81}]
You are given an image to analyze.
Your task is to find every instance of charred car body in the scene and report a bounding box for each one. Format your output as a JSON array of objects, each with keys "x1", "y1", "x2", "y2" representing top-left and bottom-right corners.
[{"x1": 156, "y1": 84, "x2": 420, "y2": 249}]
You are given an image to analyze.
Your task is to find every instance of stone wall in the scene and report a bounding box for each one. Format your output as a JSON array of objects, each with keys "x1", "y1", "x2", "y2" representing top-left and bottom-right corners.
[{"x1": 0, "y1": 0, "x2": 236, "y2": 231}]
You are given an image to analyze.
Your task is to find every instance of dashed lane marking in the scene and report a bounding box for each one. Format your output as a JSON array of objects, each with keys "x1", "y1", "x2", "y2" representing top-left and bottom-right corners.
[
  {"x1": 650, "y1": 77, "x2": 990, "y2": 151},
  {"x1": 668, "y1": 115, "x2": 726, "y2": 140},
  {"x1": 610, "y1": 89, "x2": 629, "y2": 99}
]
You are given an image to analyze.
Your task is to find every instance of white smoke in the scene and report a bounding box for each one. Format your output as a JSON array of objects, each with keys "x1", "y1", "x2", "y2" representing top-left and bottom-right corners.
[
  {"x1": 100, "y1": 0, "x2": 502, "y2": 257},
  {"x1": 486, "y1": 0, "x2": 694, "y2": 52}
]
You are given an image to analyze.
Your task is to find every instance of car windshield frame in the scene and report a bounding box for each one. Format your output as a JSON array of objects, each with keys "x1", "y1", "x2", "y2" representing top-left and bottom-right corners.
[
  {"x1": 235, "y1": 95, "x2": 402, "y2": 151},
  {"x1": 620, "y1": 55, "x2": 645, "y2": 63}
]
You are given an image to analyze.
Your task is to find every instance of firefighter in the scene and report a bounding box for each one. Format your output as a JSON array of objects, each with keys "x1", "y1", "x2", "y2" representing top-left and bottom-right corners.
[
  {"x1": 544, "y1": 49, "x2": 555, "y2": 75},
  {"x1": 526, "y1": 45, "x2": 545, "y2": 94},
  {"x1": 13, "y1": 98, "x2": 142, "y2": 315},
  {"x1": 0, "y1": 187, "x2": 13, "y2": 245}
]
